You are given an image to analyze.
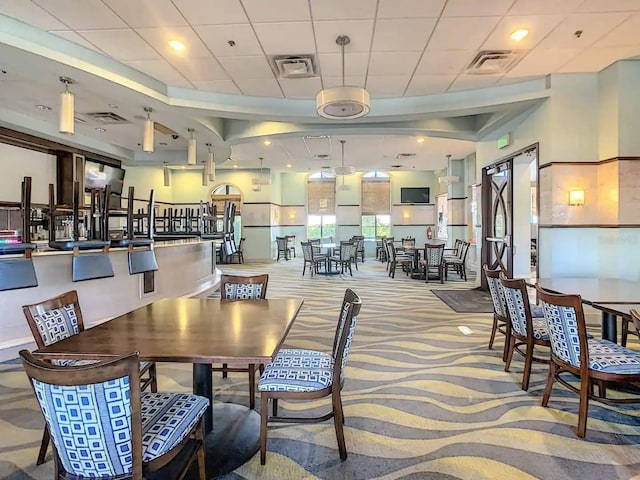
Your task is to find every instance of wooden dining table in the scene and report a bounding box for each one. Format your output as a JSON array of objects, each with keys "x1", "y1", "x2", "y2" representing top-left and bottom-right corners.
[{"x1": 35, "y1": 297, "x2": 304, "y2": 477}]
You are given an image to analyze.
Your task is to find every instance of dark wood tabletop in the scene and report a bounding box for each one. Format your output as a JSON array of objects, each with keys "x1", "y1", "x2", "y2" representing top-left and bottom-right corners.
[
  {"x1": 537, "y1": 278, "x2": 640, "y2": 304},
  {"x1": 35, "y1": 297, "x2": 304, "y2": 364}
]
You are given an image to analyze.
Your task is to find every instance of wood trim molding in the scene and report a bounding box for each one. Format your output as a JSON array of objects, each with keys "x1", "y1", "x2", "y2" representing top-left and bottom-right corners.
[
  {"x1": 539, "y1": 156, "x2": 640, "y2": 170},
  {"x1": 539, "y1": 224, "x2": 640, "y2": 228}
]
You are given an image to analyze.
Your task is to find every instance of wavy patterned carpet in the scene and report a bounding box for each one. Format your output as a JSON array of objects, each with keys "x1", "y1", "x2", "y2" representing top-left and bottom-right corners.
[{"x1": 2, "y1": 258, "x2": 640, "y2": 479}]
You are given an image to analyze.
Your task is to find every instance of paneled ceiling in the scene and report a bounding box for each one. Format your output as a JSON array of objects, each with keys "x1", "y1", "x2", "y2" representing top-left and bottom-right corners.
[{"x1": 0, "y1": 0, "x2": 639, "y2": 172}]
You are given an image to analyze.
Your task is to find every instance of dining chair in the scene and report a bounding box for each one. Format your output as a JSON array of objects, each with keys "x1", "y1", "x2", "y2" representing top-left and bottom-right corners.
[
  {"x1": 421, "y1": 243, "x2": 444, "y2": 283},
  {"x1": 329, "y1": 241, "x2": 355, "y2": 276},
  {"x1": 217, "y1": 273, "x2": 269, "y2": 409},
  {"x1": 20, "y1": 350, "x2": 208, "y2": 480},
  {"x1": 444, "y1": 241, "x2": 470, "y2": 281},
  {"x1": 386, "y1": 240, "x2": 412, "y2": 278},
  {"x1": 483, "y1": 265, "x2": 510, "y2": 361},
  {"x1": 301, "y1": 241, "x2": 327, "y2": 276},
  {"x1": 286, "y1": 235, "x2": 296, "y2": 258},
  {"x1": 354, "y1": 235, "x2": 365, "y2": 263},
  {"x1": 275, "y1": 236, "x2": 289, "y2": 261},
  {"x1": 537, "y1": 288, "x2": 640, "y2": 438},
  {"x1": 501, "y1": 277, "x2": 551, "y2": 391},
  {"x1": 258, "y1": 288, "x2": 362, "y2": 464},
  {"x1": 22, "y1": 290, "x2": 158, "y2": 465}
]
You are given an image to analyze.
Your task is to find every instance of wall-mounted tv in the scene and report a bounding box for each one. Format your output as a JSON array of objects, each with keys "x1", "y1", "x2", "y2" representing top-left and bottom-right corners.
[
  {"x1": 401, "y1": 187, "x2": 430, "y2": 204},
  {"x1": 84, "y1": 160, "x2": 125, "y2": 195}
]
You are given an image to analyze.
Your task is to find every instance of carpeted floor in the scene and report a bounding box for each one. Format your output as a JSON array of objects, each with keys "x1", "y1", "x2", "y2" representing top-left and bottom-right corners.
[
  {"x1": 2, "y1": 258, "x2": 640, "y2": 479},
  {"x1": 431, "y1": 289, "x2": 494, "y2": 313}
]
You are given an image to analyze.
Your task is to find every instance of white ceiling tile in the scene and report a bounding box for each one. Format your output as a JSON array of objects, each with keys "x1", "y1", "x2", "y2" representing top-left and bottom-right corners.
[
  {"x1": 242, "y1": 0, "x2": 310, "y2": 23},
  {"x1": 443, "y1": 0, "x2": 514, "y2": 17},
  {"x1": 428, "y1": 17, "x2": 501, "y2": 51},
  {"x1": 372, "y1": 18, "x2": 437, "y2": 52},
  {"x1": 50, "y1": 30, "x2": 105, "y2": 52},
  {"x1": 32, "y1": 0, "x2": 127, "y2": 29},
  {"x1": 172, "y1": 0, "x2": 247, "y2": 25},
  {"x1": 124, "y1": 59, "x2": 192, "y2": 87},
  {"x1": 313, "y1": 20, "x2": 374, "y2": 53},
  {"x1": 557, "y1": 45, "x2": 640, "y2": 72},
  {"x1": 593, "y1": 13, "x2": 640, "y2": 48},
  {"x1": 102, "y1": 0, "x2": 187, "y2": 28},
  {"x1": 78, "y1": 29, "x2": 160, "y2": 61},
  {"x1": 167, "y1": 57, "x2": 229, "y2": 81},
  {"x1": 481, "y1": 15, "x2": 565, "y2": 50},
  {"x1": 218, "y1": 56, "x2": 274, "y2": 78},
  {"x1": 368, "y1": 52, "x2": 421, "y2": 76},
  {"x1": 0, "y1": 0, "x2": 68, "y2": 30},
  {"x1": 192, "y1": 80, "x2": 241, "y2": 94},
  {"x1": 135, "y1": 26, "x2": 211, "y2": 58},
  {"x1": 405, "y1": 75, "x2": 455, "y2": 96},
  {"x1": 365, "y1": 75, "x2": 410, "y2": 97},
  {"x1": 504, "y1": 48, "x2": 580, "y2": 76},
  {"x1": 577, "y1": 0, "x2": 640, "y2": 13},
  {"x1": 448, "y1": 74, "x2": 502, "y2": 92},
  {"x1": 415, "y1": 50, "x2": 475, "y2": 75},
  {"x1": 235, "y1": 77, "x2": 283, "y2": 97},
  {"x1": 317, "y1": 52, "x2": 369, "y2": 77},
  {"x1": 377, "y1": 0, "x2": 446, "y2": 19},
  {"x1": 195, "y1": 24, "x2": 262, "y2": 56},
  {"x1": 509, "y1": 0, "x2": 583, "y2": 15},
  {"x1": 310, "y1": 0, "x2": 377, "y2": 20},
  {"x1": 322, "y1": 76, "x2": 366, "y2": 88},
  {"x1": 537, "y1": 13, "x2": 631, "y2": 50},
  {"x1": 253, "y1": 22, "x2": 316, "y2": 55},
  {"x1": 279, "y1": 77, "x2": 322, "y2": 98}
]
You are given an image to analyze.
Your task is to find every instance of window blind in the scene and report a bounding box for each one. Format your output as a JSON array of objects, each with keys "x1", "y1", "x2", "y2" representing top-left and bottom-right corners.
[
  {"x1": 361, "y1": 178, "x2": 390, "y2": 214},
  {"x1": 307, "y1": 179, "x2": 336, "y2": 214}
]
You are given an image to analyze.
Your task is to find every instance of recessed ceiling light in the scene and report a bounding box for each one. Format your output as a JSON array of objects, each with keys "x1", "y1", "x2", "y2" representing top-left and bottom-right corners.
[
  {"x1": 181, "y1": 166, "x2": 186, "y2": 169},
  {"x1": 95, "y1": 127, "x2": 106, "y2": 132},
  {"x1": 286, "y1": 163, "x2": 292, "y2": 168},
  {"x1": 263, "y1": 139, "x2": 271, "y2": 146},
  {"x1": 108, "y1": 103, "x2": 118, "y2": 109},
  {"x1": 416, "y1": 137, "x2": 425, "y2": 144},
  {"x1": 233, "y1": 164, "x2": 239, "y2": 169},
  {"x1": 168, "y1": 39, "x2": 186, "y2": 51},
  {"x1": 510, "y1": 29, "x2": 529, "y2": 42}
]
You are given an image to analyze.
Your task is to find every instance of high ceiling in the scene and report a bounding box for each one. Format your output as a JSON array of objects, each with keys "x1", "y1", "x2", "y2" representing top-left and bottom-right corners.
[{"x1": 1, "y1": 0, "x2": 639, "y2": 172}]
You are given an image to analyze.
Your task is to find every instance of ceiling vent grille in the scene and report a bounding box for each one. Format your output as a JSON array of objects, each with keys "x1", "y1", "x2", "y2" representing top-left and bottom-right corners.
[
  {"x1": 466, "y1": 50, "x2": 525, "y2": 74},
  {"x1": 314, "y1": 154, "x2": 330, "y2": 160},
  {"x1": 396, "y1": 153, "x2": 415, "y2": 159},
  {"x1": 83, "y1": 111, "x2": 130, "y2": 125},
  {"x1": 271, "y1": 55, "x2": 317, "y2": 78}
]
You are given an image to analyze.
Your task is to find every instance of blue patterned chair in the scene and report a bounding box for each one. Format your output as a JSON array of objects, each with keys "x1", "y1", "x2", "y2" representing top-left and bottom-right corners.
[
  {"x1": 216, "y1": 273, "x2": 269, "y2": 409},
  {"x1": 22, "y1": 290, "x2": 158, "y2": 465},
  {"x1": 537, "y1": 288, "x2": 640, "y2": 438},
  {"x1": 19, "y1": 350, "x2": 208, "y2": 480},
  {"x1": 301, "y1": 241, "x2": 327, "y2": 276},
  {"x1": 258, "y1": 288, "x2": 362, "y2": 465},
  {"x1": 501, "y1": 276, "x2": 551, "y2": 391},
  {"x1": 421, "y1": 243, "x2": 445, "y2": 283},
  {"x1": 484, "y1": 265, "x2": 510, "y2": 361}
]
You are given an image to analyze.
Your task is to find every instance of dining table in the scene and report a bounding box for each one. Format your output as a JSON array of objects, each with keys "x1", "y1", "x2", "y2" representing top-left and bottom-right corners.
[{"x1": 35, "y1": 296, "x2": 304, "y2": 477}]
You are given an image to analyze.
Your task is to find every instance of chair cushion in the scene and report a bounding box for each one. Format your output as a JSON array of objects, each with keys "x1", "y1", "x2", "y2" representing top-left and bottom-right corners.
[
  {"x1": 258, "y1": 364, "x2": 333, "y2": 392},
  {"x1": 0, "y1": 243, "x2": 37, "y2": 255},
  {"x1": 532, "y1": 318, "x2": 550, "y2": 341},
  {"x1": 588, "y1": 339, "x2": 640, "y2": 374},
  {"x1": 531, "y1": 305, "x2": 545, "y2": 318},
  {"x1": 49, "y1": 240, "x2": 110, "y2": 251},
  {"x1": 270, "y1": 348, "x2": 333, "y2": 369},
  {"x1": 141, "y1": 393, "x2": 208, "y2": 462}
]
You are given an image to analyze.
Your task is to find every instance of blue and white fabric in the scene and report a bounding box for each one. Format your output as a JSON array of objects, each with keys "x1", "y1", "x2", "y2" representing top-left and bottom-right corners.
[
  {"x1": 425, "y1": 245, "x2": 444, "y2": 265},
  {"x1": 32, "y1": 376, "x2": 208, "y2": 477},
  {"x1": 503, "y1": 285, "x2": 540, "y2": 339},
  {"x1": 224, "y1": 283, "x2": 263, "y2": 299},
  {"x1": 532, "y1": 318, "x2": 550, "y2": 340},
  {"x1": 530, "y1": 305, "x2": 545, "y2": 318},
  {"x1": 541, "y1": 301, "x2": 581, "y2": 367},
  {"x1": 486, "y1": 275, "x2": 507, "y2": 318},
  {"x1": 270, "y1": 348, "x2": 333, "y2": 369},
  {"x1": 588, "y1": 339, "x2": 640, "y2": 374},
  {"x1": 32, "y1": 303, "x2": 79, "y2": 346}
]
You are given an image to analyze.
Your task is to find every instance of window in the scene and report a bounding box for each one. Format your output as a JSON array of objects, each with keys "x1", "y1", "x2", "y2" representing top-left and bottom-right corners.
[
  {"x1": 210, "y1": 183, "x2": 242, "y2": 239},
  {"x1": 362, "y1": 214, "x2": 391, "y2": 239},
  {"x1": 307, "y1": 214, "x2": 336, "y2": 239}
]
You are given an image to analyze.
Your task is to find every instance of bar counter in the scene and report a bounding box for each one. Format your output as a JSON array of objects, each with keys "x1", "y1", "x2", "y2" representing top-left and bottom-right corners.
[{"x1": 0, "y1": 238, "x2": 220, "y2": 361}]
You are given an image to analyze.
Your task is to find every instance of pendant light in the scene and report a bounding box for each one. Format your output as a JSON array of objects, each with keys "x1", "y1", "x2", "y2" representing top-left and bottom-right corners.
[
  {"x1": 187, "y1": 128, "x2": 196, "y2": 165},
  {"x1": 201, "y1": 160, "x2": 208, "y2": 187},
  {"x1": 142, "y1": 107, "x2": 154, "y2": 152},
  {"x1": 206, "y1": 143, "x2": 215, "y2": 181},
  {"x1": 163, "y1": 162, "x2": 171, "y2": 187},
  {"x1": 334, "y1": 139, "x2": 355, "y2": 176},
  {"x1": 59, "y1": 77, "x2": 74, "y2": 135}
]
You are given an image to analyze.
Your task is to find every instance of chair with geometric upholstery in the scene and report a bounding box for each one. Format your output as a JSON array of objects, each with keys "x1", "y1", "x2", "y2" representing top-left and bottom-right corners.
[
  {"x1": 501, "y1": 276, "x2": 551, "y2": 391},
  {"x1": 276, "y1": 236, "x2": 289, "y2": 261},
  {"x1": 421, "y1": 243, "x2": 444, "y2": 283},
  {"x1": 537, "y1": 288, "x2": 640, "y2": 438},
  {"x1": 19, "y1": 350, "x2": 207, "y2": 480},
  {"x1": 22, "y1": 290, "x2": 158, "y2": 465},
  {"x1": 483, "y1": 265, "x2": 510, "y2": 361},
  {"x1": 216, "y1": 273, "x2": 269, "y2": 409},
  {"x1": 257, "y1": 288, "x2": 362, "y2": 465},
  {"x1": 385, "y1": 239, "x2": 412, "y2": 278},
  {"x1": 444, "y1": 241, "x2": 470, "y2": 281},
  {"x1": 301, "y1": 241, "x2": 327, "y2": 276}
]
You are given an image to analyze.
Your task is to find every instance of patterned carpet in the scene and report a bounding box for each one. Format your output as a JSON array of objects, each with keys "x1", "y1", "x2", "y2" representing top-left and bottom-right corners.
[{"x1": 2, "y1": 258, "x2": 640, "y2": 479}]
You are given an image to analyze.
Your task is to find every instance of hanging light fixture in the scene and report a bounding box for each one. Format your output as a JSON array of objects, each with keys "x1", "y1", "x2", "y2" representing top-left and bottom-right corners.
[
  {"x1": 163, "y1": 162, "x2": 171, "y2": 187},
  {"x1": 201, "y1": 161, "x2": 208, "y2": 187},
  {"x1": 142, "y1": 107, "x2": 154, "y2": 152},
  {"x1": 206, "y1": 143, "x2": 215, "y2": 181},
  {"x1": 316, "y1": 35, "x2": 370, "y2": 120},
  {"x1": 334, "y1": 139, "x2": 355, "y2": 176},
  {"x1": 187, "y1": 128, "x2": 196, "y2": 165},
  {"x1": 59, "y1": 76, "x2": 74, "y2": 135}
]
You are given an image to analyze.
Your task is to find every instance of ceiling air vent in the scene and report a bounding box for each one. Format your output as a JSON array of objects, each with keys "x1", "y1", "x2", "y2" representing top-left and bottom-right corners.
[
  {"x1": 466, "y1": 50, "x2": 525, "y2": 74},
  {"x1": 314, "y1": 154, "x2": 330, "y2": 160},
  {"x1": 271, "y1": 55, "x2": 317, "y2": 78},
  {"x1": 396, "y1": 153, "x2": 415, "y2": 159},
  {"x1": 83, "y1": 111, "x2": 130, "y2": 125}
]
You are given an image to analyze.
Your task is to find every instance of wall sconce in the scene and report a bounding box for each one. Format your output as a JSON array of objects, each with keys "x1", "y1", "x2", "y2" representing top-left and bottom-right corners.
[
  {"x1": 568, "y1": 189, "x2": 585, "y2": 206},
  {"x1": 288, "y1": 211, "x2": 296, "y2": 222},
  {"x1": 403, "y1": 212, "x2": 410, "y2": 221}
]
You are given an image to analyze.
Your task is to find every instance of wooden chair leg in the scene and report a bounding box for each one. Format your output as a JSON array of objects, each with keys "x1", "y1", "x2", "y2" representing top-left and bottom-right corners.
[
  {"x1": 577, "y1": 375, "x2": 590, "y2": 438},
  {"x1": 222, "y1": 363, "x2": 228, "y2": 379},
  {"x1": 541, "y1": 362, "x2": 557, "y2": 407},
  {"x1": 149, "y1": 363, "x2": 158, "y2": 393},
  {"x1": 248, "y1": 364, "x2": 256, "y2": 410},
  {"x1": 260, "y1": 394, "x2": 269, "y2": 465},
  {"x1": 272, "y1": 398, "x2": 278, "y2": 417},
  {"x1": 621, "y1": 318, "x2": 629, "y2": 347},
  {"x1": 36, "y1": 426, "x2": 49, "y2": 465},
  {"x1": 502, "y1": 326, "x2": 511, "y2": 362},
  {"x1": 196, "y1": 420, "x2": 206, "y2": 480},
  {"x1": 488, "y1": 315, "x2": 499, "y2": 350},
  {"x1": 521, "y1": 343, "x2": 534, "y2": 391},
  {"x1": 332, "y1": 393, "x2": 347, "y2": 461},
  {"x1": 504, "y1": 336, "x2": 516, "y2": 372}
]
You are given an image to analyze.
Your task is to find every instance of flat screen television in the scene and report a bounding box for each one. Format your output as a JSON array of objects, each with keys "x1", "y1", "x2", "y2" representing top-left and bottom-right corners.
[
  {"x1": 84, "y1": 160, "x2": 125, "y2": 195},
  {"x1": 401, "y1": 187, "x2": 430, "y2": 204}
]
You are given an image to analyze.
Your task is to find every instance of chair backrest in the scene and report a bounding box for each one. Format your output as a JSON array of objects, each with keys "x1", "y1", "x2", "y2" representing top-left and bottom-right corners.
[
  {"x1": 331, "y1": 289, "x2": 363, "y2": 383},
  {"x1": 355, "y1": 236, "x2": 364, "y2": 252},
  {"x1": 482, "y1": 265, "x2": 507, "y2": 319},
  {"x1": 339, "y1": 241, "x2": 352, "y2": 261},
  {"x1": 536, "y1": 287, "x2": 589, "y2": 370},
  {"x1": 459, "y1": 241, "x2": 471, "y2": 261},
  {"x1": 500, "y1": 276, "x2": 533, "y2": 339},
  {"x1": 22, "y1": 290, "x2": 85, "y2": 349},
  {"x1": 402, "y1": 237, "x2": 415, "y2": 249},
  {"x1": 276, "y1": 236, "x2": 287, "y2": 251},
  {"x1": 631, "y1": 309, "x2": 640, "y2": 339},
  {"x1": 385, "y1": 239, "x2": 396, "y2": 262},
  {"x1": 19, "y1": 350, "x2": 143, "y2": 479},
  {"x1": 221, "y1": 273, "x2": 268, "y2": 299},
  {"x1": 237, "y1": 237, "x2": 245, "y2": 253},
  {"x1": 301, "y1": 241, "x2": 313, "y2": 261},
  {"x1": 424, "y1": 243, "x2": 444, "y2": 266}
]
